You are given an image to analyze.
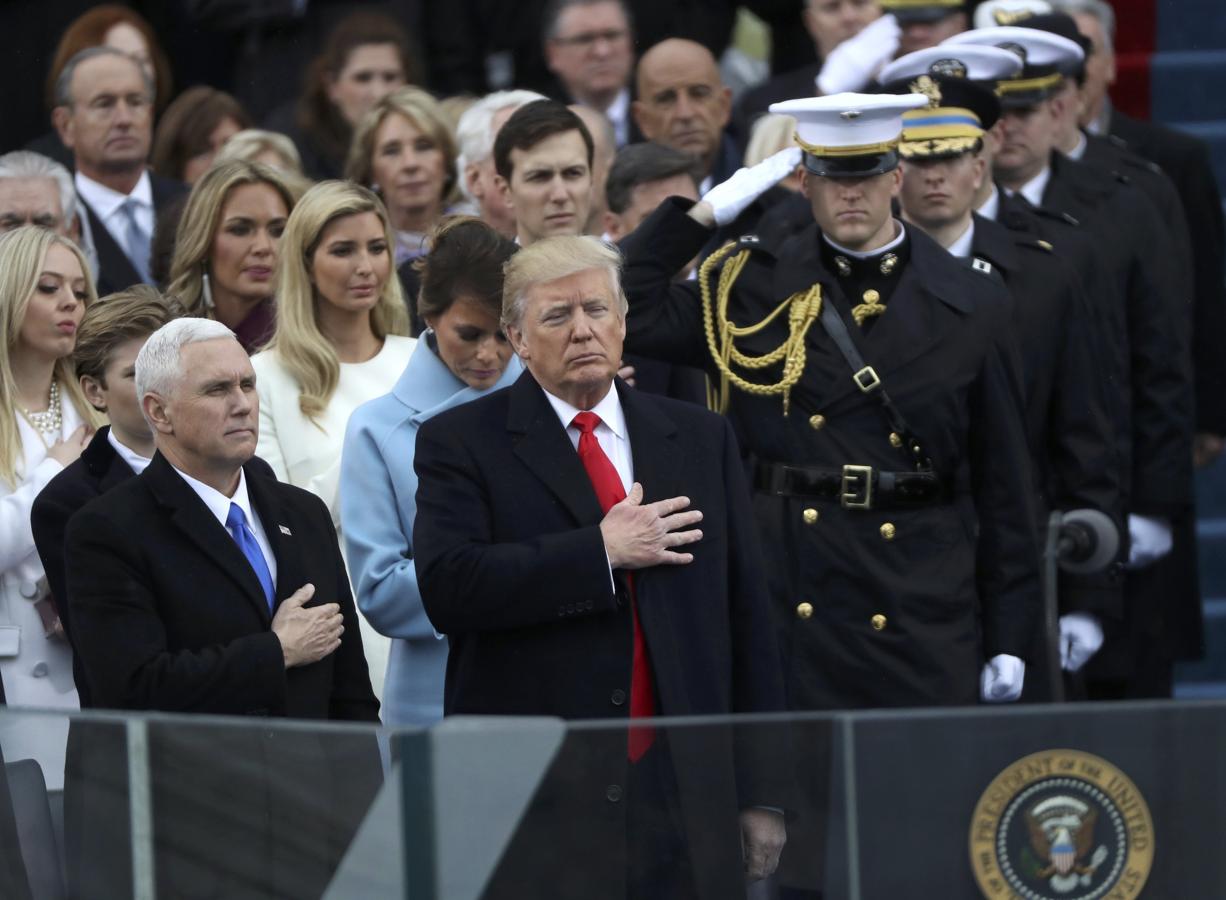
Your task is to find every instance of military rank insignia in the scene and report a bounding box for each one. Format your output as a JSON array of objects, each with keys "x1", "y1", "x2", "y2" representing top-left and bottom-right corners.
[{"x1": 969, "y1": 749, "x2": 1154, "y2": 899}]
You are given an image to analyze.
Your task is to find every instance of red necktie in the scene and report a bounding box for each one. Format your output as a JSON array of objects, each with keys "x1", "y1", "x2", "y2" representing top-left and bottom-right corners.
[{"x1": 571, "y1": 411, "x2": 656, "y2": 761}]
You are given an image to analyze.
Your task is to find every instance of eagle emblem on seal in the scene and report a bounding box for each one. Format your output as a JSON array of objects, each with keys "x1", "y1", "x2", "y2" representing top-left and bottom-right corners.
[{"x1": 1025, "y1": 796, "x2": 1110, "y2": 894}]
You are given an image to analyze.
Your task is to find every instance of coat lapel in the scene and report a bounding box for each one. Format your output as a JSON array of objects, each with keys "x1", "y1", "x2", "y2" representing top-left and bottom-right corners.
[
  {"x1": 618, "y1": 381, "x2": 682, "y2": 505},
  {"x1": 144, "y1": 453, "x2": 273, "y2": 623},
  {"x1": 507, "y1": 372, "x2": 605, "y2": 527}
]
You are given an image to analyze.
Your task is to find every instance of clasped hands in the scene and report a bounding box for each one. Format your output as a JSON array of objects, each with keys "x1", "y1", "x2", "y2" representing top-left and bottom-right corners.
[{"x1": 599, "y1": 483, "x2": 703, "y2": 570}]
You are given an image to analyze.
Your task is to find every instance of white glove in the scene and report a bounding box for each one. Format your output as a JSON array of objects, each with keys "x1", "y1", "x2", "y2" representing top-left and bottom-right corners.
[
  {"x1": 701, "y1": 146, "x2": 803, "y2": 226},
  {"x1": 1058, "y1": 612, "x2": 1104, "y2": 672},
  {"x1": 816, "y1": 14, "x2": 901, "y2": 95},
  {"x1": 980, "y1": 654, "x2": 1025, "y2": 703},
  {"x1": 1126, "y1": 514, "x2": 1173, "y2": 569}
]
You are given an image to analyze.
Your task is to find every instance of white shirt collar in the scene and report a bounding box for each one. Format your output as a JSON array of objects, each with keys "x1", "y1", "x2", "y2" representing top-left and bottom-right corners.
[
  {"x1": 106, "y1": 429, "x2": 151, "y2": 475},
  {"x1": 605, "y1": 88, "x2": 630, "y2": 146},
  {"x1": 1015, "y1": 166, "x2": 1052, "y2": 208},
  {"x1": 977, "y1": 185, "x2": 1001, "y2": 222},
  {"x1": 74, "y1": 169, "x2": 153, "y2": 221},
  {"x1": 1067, "y1": 131, "x2": 1088, "y2": 161},
  {"x1": 168, "y1": 461, "x2": 255, "y2": 531},
  {"x1": 541, "y1": 381, "x2": 626, "y2": 440},
  {"x1": 823, "y1": 220, "x2": 906, "y2": 259},
  {"x1": 945, "y1": 219, "x2": 975, "y2": 258}
]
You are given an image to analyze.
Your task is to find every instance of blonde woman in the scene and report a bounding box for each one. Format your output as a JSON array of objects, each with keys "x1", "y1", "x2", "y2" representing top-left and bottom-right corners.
[
  {"x1": 0, "y1": 226, "x2": 103, "y2": 787},
  {"x1": 345, "y1": 86, "x2": 459, "y2": 266},
  {"x1": 252, "y1": 181, "x2": 414, "y2": 700},
  {"x1": 166, "y1": 159, "x2": 300, "y2": 353}
]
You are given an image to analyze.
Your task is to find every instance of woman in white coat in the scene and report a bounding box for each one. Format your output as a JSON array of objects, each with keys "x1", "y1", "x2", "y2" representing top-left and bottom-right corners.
[
  {"x1": 0, "y1": 227, "x2": 102, "y2": 787},
  {"x1": 251, "y1": 181, "x2": 414, "y2": 699},
  {"x1": 340, "y1": 217, "x2": 520, "y2": 725}
]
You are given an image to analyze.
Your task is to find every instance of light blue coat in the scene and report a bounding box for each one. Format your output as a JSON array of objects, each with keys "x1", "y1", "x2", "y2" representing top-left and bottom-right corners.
[{"x1": 340, "y1": 342, "x2": 522, "y2": 726}]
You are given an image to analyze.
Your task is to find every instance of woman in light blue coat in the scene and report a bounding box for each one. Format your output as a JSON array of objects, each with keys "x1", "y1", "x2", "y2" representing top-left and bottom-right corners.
[{"x1": 340, "y1": 217, "x2": 520, "y2": 725}]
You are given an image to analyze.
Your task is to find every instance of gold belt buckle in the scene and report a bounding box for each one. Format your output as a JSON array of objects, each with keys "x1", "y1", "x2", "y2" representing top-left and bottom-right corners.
[{"x1": 841, "y1": 465, "x2": 874, "y2": 510}]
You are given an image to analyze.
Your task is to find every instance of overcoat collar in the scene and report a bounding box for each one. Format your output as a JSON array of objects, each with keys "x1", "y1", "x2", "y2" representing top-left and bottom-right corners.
[
  {"x1": 505, "y1": 371, "x2": 682, "y2": 526},
  {"x1": 392, "y1": 339, "x2": 523, "y2": 424},
  {"x1": 143, "y1": 452, "x2": 299, "y2": 624}
]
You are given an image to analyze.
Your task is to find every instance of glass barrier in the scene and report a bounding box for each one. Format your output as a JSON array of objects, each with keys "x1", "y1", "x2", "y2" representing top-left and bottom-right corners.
[{"x1": 2, "y1": 700, "x2": 1225, "y2": 898}]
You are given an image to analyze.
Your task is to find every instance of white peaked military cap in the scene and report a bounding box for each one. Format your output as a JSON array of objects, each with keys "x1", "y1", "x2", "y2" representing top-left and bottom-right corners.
[
  {"x1": 769, "y1": 93, "x2": 929, "y2": 177},
  {"x1": 973, "y1": 0, "x2": 1052, "y2": 29},
  {"x1": 946, "y1": 25, "x2": 1084, "y2": 105},
  {"x1": 879, "y1": 45, "x2": 1024, "y2": 85}
]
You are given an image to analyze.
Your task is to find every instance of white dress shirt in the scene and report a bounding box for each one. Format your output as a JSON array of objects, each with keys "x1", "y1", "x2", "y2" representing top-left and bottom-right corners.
[
  {"x1": 74, "y1": 170, "x2": 155, "y2": 265},
  {"x1": 605, "y1": 88, "x2": 631, "y2": 147},
  {"x1": 1066, "y1": 132, "x2": 1088, "y2": 162},
  {"x1": 977, "y1": 184, "x2": 1002, "y2": 222},
  {"x1": 945, "y1": 219, "x2": 975, "y2": 258},
  {"x1": 543, "y1": 382, "x2": 633, "y2": 494},
  {"x1": 1005, "y1": 166, "x2": 1052, "y2": 209},
  {"x1": 106, "y1": 429, "x2": 151, "y2": 475},
  {"x1": 168, "y1": 464, "x2": 278, "y2": 586}
]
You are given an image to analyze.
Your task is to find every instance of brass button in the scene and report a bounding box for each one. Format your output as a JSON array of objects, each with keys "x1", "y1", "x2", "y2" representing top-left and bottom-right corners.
[
  {"x1": 803, "y1": 507, "x2": 819, "y2": 525},
  {"x1": 808, "y1": 413, "x2": 826, "y2": 431},
  {"x1": 880, "y1": 522, "x2": 896, "y2": 540},
  {"x1": 871, "y1": 614, "x2": 887, "y2": 631},
  {"x1": 889, "y1": 432, "x2": 903, "y2": 448},
  {"x1": 796, "y1": 602, "x2": 814, "y2": 620},
  {"x1": 862, "y1": 289, "x2": 880, "y2": 303}
]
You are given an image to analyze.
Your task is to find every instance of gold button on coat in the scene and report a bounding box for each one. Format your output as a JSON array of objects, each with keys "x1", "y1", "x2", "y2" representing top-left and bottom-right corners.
[
  {"x1": 871, "y1": 614, "x2": 887, "y2": 631},
  {"x1": 862, "y1": 289, "x2": 880, "y2": 303},
  {"x1": 803, "y1": 507, "x2": 819, "y2": 525},
  {"x1": 809, "y1": 414, "x2": 826, "y2": 431},
  {"x1": 796, "y1": 602, "x2": 814, "y2": 620},
  {"x1": 889, "y1": 432, "x2": 903, "y2": 448},
  {"x1": 880, "y1": 522, "x2": 896, "y2": 540}
]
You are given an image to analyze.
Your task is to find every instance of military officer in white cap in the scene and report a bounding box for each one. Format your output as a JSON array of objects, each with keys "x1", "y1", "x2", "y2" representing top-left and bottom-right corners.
[{"x1": 621, "y1": 92, "x2": 1040, "y2": 711}]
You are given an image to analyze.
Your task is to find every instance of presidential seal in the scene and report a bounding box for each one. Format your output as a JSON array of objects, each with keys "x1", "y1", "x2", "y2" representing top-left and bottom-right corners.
[{"x1": 969, "y1": 749, "x2": 1154, "y2": 899}]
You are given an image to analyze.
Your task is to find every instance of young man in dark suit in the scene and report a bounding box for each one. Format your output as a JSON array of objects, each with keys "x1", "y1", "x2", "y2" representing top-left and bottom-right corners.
[
  {"x1": 414, "y1": 234, "x2": 787, "y2": 899},
  {"x1": 62, "y1": 319, "x2": 378, "y2": 898},
  {"x1": 51, "y1": 47, "x2": 186, "y2": 295}
]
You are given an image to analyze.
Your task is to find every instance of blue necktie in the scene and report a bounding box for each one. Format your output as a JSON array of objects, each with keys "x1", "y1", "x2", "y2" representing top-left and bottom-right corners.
[
  {"x1": 226, "y1": 503, "x2": 275, "y2": 612},
  {"x1": 119, "y1": 198, "x2": 151, "y2": 283}
]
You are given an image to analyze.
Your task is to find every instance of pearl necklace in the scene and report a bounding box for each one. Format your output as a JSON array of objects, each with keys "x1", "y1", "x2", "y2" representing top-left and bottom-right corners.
[{"x1": 21, "y1": 380, "x2": 62, "y2": 440}]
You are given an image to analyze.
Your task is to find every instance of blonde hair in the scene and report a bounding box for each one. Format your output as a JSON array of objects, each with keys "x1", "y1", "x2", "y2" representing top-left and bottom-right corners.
[
  {"x1": 215, "y1": 128, "x2": 304, "y2": 174},
  {"x1": 73, "y1": 285, "x2": 184, "y2": 384},
  {"x1": 166, "y1": 159, "x2": 301, "y2": 317},
  {"x1": 345, "y1": 86, "x2": 459, "y2": 204},
  {"x1": 744, "y1": 114, "x2": 798, "y2": 168},
  {"x1": 269, "y1": 180, "x2": 409, "y2": 421},
  {"x1": 501, "y1": 235, "x2": 625, "y2": 329},
  {"x1": 0, "y1": 227, "x2": 104, "y2": 486}
]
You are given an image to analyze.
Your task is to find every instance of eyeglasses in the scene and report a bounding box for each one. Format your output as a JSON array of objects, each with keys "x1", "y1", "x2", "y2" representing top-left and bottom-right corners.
[{"x1": 552, "y1": 28, "x2": 629, "y2": 49}]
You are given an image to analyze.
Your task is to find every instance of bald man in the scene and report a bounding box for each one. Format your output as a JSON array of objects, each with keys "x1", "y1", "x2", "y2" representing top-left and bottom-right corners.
[{"x1": 632, "y1": 38, "x2": 740, "y2": 191}]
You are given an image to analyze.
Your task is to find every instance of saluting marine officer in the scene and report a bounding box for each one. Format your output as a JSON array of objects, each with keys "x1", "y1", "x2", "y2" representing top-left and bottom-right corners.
[
  {"x1": 884, "y1": 58, "x2": 1123, "y2": 692},
  {"x1": 620, "y1": 92, "x2": 1041, "y2": 710}
]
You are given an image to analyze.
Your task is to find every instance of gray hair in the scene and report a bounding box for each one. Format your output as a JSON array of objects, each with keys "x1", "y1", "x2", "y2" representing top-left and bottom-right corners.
[
  {"x1": 135, "y1": 317, "x2": 236, "y2": 406},
  {"x1": 55, "y1": 46, "x2": 154, "y2": 109},
  {"x1": 0, "y1": 151, "x2": 79, "y2": 224},
  {"x1": 501, "y1": 235, "x2": 627, "y2": 329},
  {"x1": 455, "y1": 89, "x2": 549, "y2": 198},
  {"x1": 1049, "y1": 0, "x2": 1116, "y2": 52}
]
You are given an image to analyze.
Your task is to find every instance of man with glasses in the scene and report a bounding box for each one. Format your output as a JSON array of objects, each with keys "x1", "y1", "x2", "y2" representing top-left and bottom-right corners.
[
  {"x1": 544, "y1": 0, "x2": 637, "y2": 147},
  {"x1": 51, "y1": 46, "x2": 185, "y2": 294}
]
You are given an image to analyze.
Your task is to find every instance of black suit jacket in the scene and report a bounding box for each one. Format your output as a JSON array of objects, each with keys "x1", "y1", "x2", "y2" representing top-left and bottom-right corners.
[
  {"x1": 414, "y1": 372, "x2": 785, "y2": 900},
  {"x1": 61, "y1": 452, "x2": 379, "y2": 899},
  {"x1": 1109, "y1": 111, "x2": 1226, "y2": 434},
  {"x1": 80, "y1": 172, "x2": 187, "y2": 296}
]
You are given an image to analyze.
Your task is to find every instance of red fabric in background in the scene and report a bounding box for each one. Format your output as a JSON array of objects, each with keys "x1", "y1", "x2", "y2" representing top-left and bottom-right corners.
[{"x1": 1108, "y1": 0, "x2": 1155, "y2": 119}]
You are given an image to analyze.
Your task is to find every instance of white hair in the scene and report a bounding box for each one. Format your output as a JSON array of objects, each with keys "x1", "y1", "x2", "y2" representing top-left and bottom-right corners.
[
  {"x1": 135, "y1": 317, "x2": 236, "y2": 405},
  {"x1": 455, "y1": 89, "x2": 549, "y2": 199},
  {"x1": 0, "y1": 151, "x2": 79, "y2": 225}
]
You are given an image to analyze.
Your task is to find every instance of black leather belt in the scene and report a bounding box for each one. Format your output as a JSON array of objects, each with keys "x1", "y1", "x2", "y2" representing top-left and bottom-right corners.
[{"x1": 754, "y1": 461, "x2": 950, "y2": 510}]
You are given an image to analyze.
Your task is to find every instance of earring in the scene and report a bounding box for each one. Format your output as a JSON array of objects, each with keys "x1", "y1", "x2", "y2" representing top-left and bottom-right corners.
[{"x1": 202, "y1": 270, "x2": 214, "y2": 310}]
